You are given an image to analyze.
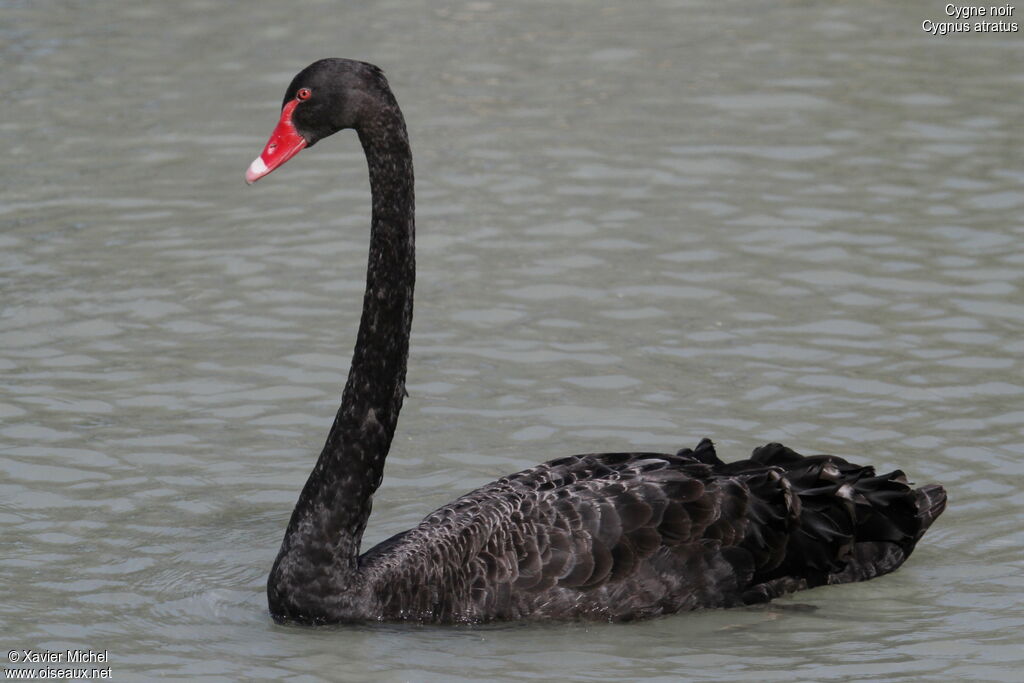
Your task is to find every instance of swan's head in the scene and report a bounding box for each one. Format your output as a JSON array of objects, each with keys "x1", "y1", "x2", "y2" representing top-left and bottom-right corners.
[{"x1": 246, "y1": 58, "x2": 392, "y2": 184}]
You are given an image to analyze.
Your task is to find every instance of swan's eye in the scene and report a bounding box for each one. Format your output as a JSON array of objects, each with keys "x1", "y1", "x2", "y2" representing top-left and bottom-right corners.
[{"x1": 296, "y1": 88, "x2": 312, "y2": 101}]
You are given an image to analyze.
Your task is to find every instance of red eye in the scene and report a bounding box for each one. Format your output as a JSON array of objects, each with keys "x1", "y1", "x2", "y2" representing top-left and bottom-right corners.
[{"x1": 296, "y1": 88, "x2": 312, "y2": 101}]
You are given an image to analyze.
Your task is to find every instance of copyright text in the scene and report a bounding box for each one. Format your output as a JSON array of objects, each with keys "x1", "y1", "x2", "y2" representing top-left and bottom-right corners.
[{"x1": 5, "y1": 650, "x2": 112, "y2": 680}]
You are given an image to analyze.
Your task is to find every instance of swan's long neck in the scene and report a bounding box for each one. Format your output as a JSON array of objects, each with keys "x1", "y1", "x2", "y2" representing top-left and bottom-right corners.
[{"x1": 269, "y1": 98, "x2": 414, "y2": 619}]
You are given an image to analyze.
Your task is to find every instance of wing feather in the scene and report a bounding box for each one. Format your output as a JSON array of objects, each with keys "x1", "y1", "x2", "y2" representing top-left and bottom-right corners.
[{"x1": 360, "y1": 441, "x2": 944, "y2": 622}]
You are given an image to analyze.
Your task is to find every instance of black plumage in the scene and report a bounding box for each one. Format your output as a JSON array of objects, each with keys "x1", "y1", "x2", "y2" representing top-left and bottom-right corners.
[
  {"x1": 245, "y1": 59, "x2": 947, "y2": 625},
  {"x1": 347, "y1": 441, "x2": 946, "y2": 623}
]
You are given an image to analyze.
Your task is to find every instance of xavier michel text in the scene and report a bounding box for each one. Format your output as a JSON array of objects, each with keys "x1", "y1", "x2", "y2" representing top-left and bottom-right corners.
[{"x1": 8, "y1": 650, "x2": 109, "y2": 664}]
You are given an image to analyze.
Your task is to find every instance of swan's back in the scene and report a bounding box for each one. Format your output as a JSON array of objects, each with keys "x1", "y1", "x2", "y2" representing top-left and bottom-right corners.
[{"x1": 359, "y1": 440, "x2": 946, "y2": 623}]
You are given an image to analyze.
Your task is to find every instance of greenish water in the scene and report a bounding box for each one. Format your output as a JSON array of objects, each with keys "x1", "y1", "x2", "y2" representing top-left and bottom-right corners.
[{"x1": 2, "y1": 1, "x2": 1022, "y2": 680}]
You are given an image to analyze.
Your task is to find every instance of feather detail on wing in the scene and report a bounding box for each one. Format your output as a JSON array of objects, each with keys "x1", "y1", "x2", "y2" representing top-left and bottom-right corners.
[{"x1": 361, "y1": 439, "x2": 945, "y2": 622}]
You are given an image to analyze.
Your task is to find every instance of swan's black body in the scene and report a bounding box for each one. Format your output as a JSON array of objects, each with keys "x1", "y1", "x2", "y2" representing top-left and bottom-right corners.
[{"x1": 249, "y1": 59, "x2": 946, "y2": 625}]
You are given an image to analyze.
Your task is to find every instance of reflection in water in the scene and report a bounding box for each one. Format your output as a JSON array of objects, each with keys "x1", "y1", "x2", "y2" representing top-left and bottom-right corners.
[{"x1": 2, "y1": 0, "x2": 1021, "y2": 680}]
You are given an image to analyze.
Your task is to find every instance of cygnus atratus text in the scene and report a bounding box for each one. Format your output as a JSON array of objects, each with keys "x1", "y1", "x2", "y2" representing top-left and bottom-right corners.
[{"x1": 245, "y1": 58, "x2": 946, "y2": 625}]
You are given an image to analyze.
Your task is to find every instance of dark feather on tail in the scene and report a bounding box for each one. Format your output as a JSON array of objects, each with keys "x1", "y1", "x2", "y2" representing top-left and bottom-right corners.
[{"x1": 682, "y1": 441, "x2": 947, "y2": 597}]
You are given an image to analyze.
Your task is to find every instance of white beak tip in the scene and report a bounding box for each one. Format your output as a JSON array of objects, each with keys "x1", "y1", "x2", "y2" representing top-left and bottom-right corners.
[{"x1": 245, "y1": 157, "x2": 269, "y2": 185}]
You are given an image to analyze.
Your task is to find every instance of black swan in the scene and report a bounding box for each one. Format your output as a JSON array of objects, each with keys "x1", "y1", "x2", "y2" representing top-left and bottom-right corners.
[{"x1": 245, "y1": 58, "x2": 946, "y2": 624}]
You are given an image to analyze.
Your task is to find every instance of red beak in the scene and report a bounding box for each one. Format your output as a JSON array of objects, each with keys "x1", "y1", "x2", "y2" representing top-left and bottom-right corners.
[{"x1": 245, "y1": 99, "x2": 307, "y2": 184}]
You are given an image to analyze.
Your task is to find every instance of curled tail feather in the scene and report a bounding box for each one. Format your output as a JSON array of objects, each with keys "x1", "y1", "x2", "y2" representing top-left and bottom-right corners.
[
  {"x1": 706, "y1": 442, "x2": 947, "y2": 593},
  {"x1": 912, "y1": 483, "x2": 947, "y2": 540}
]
